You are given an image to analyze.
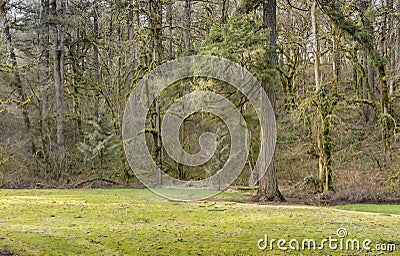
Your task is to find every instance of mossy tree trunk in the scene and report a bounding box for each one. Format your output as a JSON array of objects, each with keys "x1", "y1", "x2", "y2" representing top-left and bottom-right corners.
[
  {"x1": 148, "y1": 0, "x2": 163, "y2": 185},
  {"x1": 51, "y1": 0, "x2": 66, "y2": 177},
  {"x1": 255, "y1": 0, "x2": 285, "y2": 202},
  {"x1": 311, "y1": 0, "x2": 333, "y2": 193}
]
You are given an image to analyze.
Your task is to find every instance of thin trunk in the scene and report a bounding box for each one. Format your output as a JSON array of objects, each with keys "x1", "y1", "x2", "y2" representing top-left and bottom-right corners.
[
  {"x1": 93, "y1": 1, "x2": 99, "y2": 82},
  {"x1": 311, "y1": 0, "x2": 321, "y2": 176},
  {"x1": 396, "y1": 0, "x2": 400, "y2": 96},
  {"x1": 155, "y1": 99, "x2": 162, "y2": 185},
  {"x1": 380, "y1": 0, "x2": 390, "y2": 156},
  {"x1": 388, "y1": 0, "x2": 395, "y2": 96},
  {"x1": 367, "y1": 59, "x2": 376, "y2": 122},
  {"x1": 154, "y1": 0, "x2": 162, "y2": 61},
  {"x1": 40, "y1": 0, "x2": 50, "y2": 161},
  {"x1": 184, "y1": 0, "x2": 191, "y2": 49},
  {"x1": 128, "y1": 1, "x2": 134, "y2": 41},
  {"x1": 362, "y1": 53, "x2": 375, "y2": 123},
  {"x1": 312, "y1": 0, "x2": 332, "y2": 193},
  {"x1": 167, "y1": 1, "x2": 173, "y2": 59},
  {"x1": 221, "y1": 0, "x2": 228, "y2": 24},
  {"x1": 395, "y1": 26, "x2": 400, "y2": 95},
  {"x1": 128, "y1": 0, "x2": 135, "y2": 83},
  {"x1": 311, "y1": 0, "x2": 320, "y2": 91},
  {"x1": 358, "y1": 0, "x2": 376, "y2": 125},
  {"x1": 51, "y1": 0, "x2": 65, "y2": 175},
  {"x1": 93, "y1": 0, "x2": 100, "y2": 116},
  {"x1": 362, "y1": 52, "x2": 369, "y2": 121},
  {"x1": 71, "y1": 27, "x2": 82, "y2": 138},
  {"x1": 332, "y1": 24, "x2": 340, "y2": 98}
]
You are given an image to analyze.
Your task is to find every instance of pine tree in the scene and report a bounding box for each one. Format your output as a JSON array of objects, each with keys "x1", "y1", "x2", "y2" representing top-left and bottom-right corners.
[{"x1": 79, "y1": 112, "x2": 120, "y2": 178}]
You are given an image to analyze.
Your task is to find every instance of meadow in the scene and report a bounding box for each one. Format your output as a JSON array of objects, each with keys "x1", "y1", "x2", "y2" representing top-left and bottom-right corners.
[{"x1": 0, "y1": 189, "x2": 398, "y2": 255}]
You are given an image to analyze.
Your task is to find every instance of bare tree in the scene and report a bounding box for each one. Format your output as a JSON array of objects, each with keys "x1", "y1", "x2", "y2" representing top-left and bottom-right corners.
[
  {"x1": 1, "y1": 1, "x2": 36, "y2": 156},
  {"x1": 51, "y1": 0, "x2": 65, "y2": 175}
]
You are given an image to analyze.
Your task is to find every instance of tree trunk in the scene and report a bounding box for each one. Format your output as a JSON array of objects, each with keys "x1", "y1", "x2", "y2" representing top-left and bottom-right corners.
[
  {"x1": 388, "y1": 0, "x2": 395, "y2": 96},
  {"x1": 93, "y1": 1, "x2": 99, "y2": 83},
  {"x1": 93, "y1": 0, "x2": 100, "y2": 116},
  {"x1": 221, "y1": 0, "x2": 228, "y2": 24},
  {"x1": 255, "y1": 0, "x2": 285, "y2": 202},
  {"x1": 149, "y1": 0, "x2": 163, "y2": 185},
  {"x1": 311, "y1": 1, "x2": 320, "y2": 91},
  {"x1": 312, "y1": 0, "x2": 332, "y2": 193},
  {"x1": 40, "y1": 0, "x2": 50, "y2": 162},
  {"x1": 380, "y1": 0, "x2": 390, "y2": 156},
  {"x1": 362, "y1": 53, "x2": 375, "y2": 123},
  {"x1": 70, "y1": 27, "x2": 82, "y2": 139},
  {"x1": 184, "y1": 0, "x2": 191, "y2": 49},
  {"x1": 51, "y1": 0, "x2": 65, "y2": 176},
  {"x1": 167, "y1": 1, "x2": 173, "y2": 59},
  {"x1": 154, "y1": 0, "x2": 162, "y2": 60},
  {"x1": 332, "y1": 24, "x2": 340, "y2": 98}
]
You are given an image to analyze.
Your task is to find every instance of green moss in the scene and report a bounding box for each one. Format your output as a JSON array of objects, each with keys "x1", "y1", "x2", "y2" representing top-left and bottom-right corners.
[{"x1": 0, "y1": 189, "x2": 398, "y2": 255}]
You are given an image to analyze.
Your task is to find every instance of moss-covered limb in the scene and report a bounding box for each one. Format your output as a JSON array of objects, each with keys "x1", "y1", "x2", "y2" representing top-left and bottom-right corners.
[
  {"x1": 331, "y1": 23, "x2": 343, "y2": 101},
  {"x1": 0, "y1": 63, "x2": 13, "y2": 72},
  {"x1": 315, "y1": 85, "x2": 334, "y2": 193},
  {"x1": 277, "y1": 45, "x2": 300, "y2": 110},
  {"x1": 345, "y1": 98, "x2": 376, "y2": 109},
  {"x1": 316, "y1": 0, "x2": 390, "y2": 153},
  {"x1": 316, "y1": 0, "x2": 388, "y2": 107},
  {"x1": 237, "y1": 0, "x2": 263, "y2": 14},
  {"x1": 311, "y1": 0, "x2": 333, "y2": 193}
]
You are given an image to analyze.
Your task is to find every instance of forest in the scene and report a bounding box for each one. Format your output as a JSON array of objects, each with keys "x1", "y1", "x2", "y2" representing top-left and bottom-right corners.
[
  {"x1": 0, "y1": 0, "x2": 400, "y2": 255},
  {"x1": 0, "y1": 0, "x2": 399, "y2": 204}
]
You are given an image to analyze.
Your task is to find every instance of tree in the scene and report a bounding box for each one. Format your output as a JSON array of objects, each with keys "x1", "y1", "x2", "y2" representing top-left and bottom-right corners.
[
  {"x1": 51, "y1": 0, "x2": 65, "y2": 176},
  {"x1": 255, "y1": 0, "x2": 285, "y2": 202},
  {"x1": 39, "y1": 0, "x2": 51, "y2": 164},
  {"x1": 79, "y1": 112, "x2": 120, "y2": 177},
  {"x1": 311, "y1": 0, "x2": 333, "y2": 193},
  {"x1": 317, "y1": 0, "x2": 391, "y2": 157},
  {"x1": 1, "y1": 0, "x2": 36, "y2": 156}
]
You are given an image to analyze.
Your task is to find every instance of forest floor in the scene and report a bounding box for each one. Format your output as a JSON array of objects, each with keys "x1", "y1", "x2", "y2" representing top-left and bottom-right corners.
[{"x1": 0, "y1": 189, "x2": 398, "y2": 255}]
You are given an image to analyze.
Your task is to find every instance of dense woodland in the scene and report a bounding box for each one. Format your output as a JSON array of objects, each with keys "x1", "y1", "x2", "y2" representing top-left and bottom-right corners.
[{"x1": 0, "y1": 0, "x2": 399, "y2": 202}]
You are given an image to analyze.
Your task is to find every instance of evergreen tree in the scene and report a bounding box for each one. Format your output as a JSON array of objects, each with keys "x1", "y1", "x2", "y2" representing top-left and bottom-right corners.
[{"x1": 79, "y1": 112, "x2": 120, "y2": 178}]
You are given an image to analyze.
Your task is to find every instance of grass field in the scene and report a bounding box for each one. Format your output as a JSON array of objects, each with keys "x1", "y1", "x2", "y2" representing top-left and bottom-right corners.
[{"x1": 0, "y1": 189, "x2": 398, "y2": 255}]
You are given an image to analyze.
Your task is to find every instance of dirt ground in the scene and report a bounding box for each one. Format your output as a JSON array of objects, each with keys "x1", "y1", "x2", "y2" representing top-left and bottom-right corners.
[{"x1": 0, "y1": 250, "x2": 15, "y2": 256}]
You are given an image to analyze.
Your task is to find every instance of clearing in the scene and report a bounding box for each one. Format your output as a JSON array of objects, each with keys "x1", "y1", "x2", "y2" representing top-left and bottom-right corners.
[{"x1": 0, "y1": 189, "x2": 398, "y2": 255}]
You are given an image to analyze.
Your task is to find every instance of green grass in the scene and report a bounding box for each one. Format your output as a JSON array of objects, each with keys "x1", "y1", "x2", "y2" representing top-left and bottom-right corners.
[
  {"x1": 0, "y1": 189, "x2": 398, "y2": 255},
  {"x1": 335, "y1": 204, "x2": 400, "y2": 215}
]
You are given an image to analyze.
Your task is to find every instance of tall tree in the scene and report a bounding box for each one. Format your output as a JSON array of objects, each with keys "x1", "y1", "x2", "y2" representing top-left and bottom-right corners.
[
  {"x1": 360, "y1": 0, "x2": 375, "y2": 124},
  {"x1": 51, "y1": 0, "x2": 65, "y2": 175},
  {"x1": 40, "y1": 0, "x2": 51, "y2": 163},
  {"x1": 1, "y1": 0, "x2": 36, "y2": 156},
  {"x1": 255, "y1": 0, "x2": 285, "y2": 202},
  {"x1": 317, "y1": 0, "x2": 391, "y2": 156},
  {"x1": 312, "y1": 0, "x2": 333, "y2": 192}
]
